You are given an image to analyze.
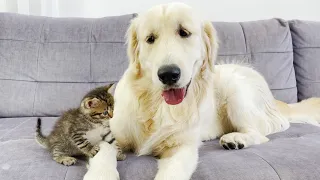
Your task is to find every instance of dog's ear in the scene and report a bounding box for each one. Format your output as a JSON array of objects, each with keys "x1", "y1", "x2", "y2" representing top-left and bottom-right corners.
[
  {"x1": 126, "y1": 17, "x2": 141, "y2": 76},
  {"x1": 202, "y1": 21, "x2": 218, "y2": 72}
]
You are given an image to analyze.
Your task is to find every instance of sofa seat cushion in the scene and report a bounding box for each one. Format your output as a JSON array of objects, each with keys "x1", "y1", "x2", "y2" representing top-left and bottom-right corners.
[{"x1": 1, "y1": 117, "x2": 320, "y2": 180}]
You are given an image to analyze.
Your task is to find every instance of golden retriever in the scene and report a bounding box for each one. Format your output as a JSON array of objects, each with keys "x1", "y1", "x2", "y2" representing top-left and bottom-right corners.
[{"x1": 85, "y1": 2, "x2": 320, "y2": 180}]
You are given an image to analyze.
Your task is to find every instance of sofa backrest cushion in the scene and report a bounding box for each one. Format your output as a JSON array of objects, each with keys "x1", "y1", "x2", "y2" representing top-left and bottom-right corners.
[
  {"x1": 0, "y1": 14, "x2": 297, "y2": 117},
  {"x1": 290, "y1": 20, "x2": 320, "y2": 101},
  {"x1": 214, "y1": 19, "x2": 297, "y2": 103},
  {"x1": 0, "y1": 13, "x2": 134, "y2": 117}
]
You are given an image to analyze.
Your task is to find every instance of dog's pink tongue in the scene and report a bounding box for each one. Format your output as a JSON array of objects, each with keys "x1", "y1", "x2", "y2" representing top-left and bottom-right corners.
[{"x1": 162, "y1": 88, "x2": 186, "y2": 105}]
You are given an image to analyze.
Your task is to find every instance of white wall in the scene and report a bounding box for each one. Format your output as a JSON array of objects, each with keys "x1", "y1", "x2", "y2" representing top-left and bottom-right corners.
[
  {"x1": 79, "y1": 0, "x2": 320, "y2": 21},
  {"x1": 1, "y1": 0, "x2": 320, "y2": 21}
]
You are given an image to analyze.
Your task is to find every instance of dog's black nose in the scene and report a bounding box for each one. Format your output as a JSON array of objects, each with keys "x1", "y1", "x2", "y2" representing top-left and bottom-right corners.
[{"x1": 157, "y1": 65, "x2": 181, "y2": 85}]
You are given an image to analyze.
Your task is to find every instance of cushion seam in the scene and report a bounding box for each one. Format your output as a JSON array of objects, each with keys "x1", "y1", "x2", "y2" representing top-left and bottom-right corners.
[
  {"x1": 0, "y1": 38, "x2": 125, "y2": 44},
  {"x1": 63, "y1": 167, "x2": 69, "y2": 180},
  {"x1": 0, "y1": 138, "x2": 35, "y2": 144},
  {"x1": 89, "y1": 19, "x2": 95, "y2": 82},
  {"x1": 296, "y1": 79, "x2": 320, "y2": 84},
  {"x1": 0, "y1": 78, "x2": 298, "y2": 90},
  {"x1": 0, "y1": 116, "x2": 59, "y2": 119},
  {"x1": 0, "y1": 78, "x2": 118, "y2": 83},
  {"x1": 32, "y1": 18, "x2": 46, "y2": 116},
  {"x1": 293, "y1": 47, "x2": 320, "y2": 49},
  {"x1": 269, "y1": 132, "x2": 320, "y2": 140},
  {"x1": 270, "y1": 86, "x2": 296, "y2": 91},
  {"x1": 218, "y1": 51, "x2": 293, "y2": 56},
  {"x1": 249, "y1": 152, "x2": 281, "y2": 180},
  {"x1": 0, "y1": 118, "x2": 32, "y2": 140},
  {"x1": 239, "y1": 23, "x2": 248, "y2": 54}
]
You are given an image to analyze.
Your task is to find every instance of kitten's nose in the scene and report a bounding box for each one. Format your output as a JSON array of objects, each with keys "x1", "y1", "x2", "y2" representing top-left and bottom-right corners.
[
  {"x1": 157, "y1": 64, "x2": 181, "y2": 85},
  {"x1": 108, "y1": 110, "x2": 113, "y2": 118}
]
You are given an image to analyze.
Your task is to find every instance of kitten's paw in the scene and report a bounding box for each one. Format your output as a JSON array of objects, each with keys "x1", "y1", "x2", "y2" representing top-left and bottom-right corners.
[
  {"x1": 88, "y1": 145, "x2": 100, "y2": 158},
  {"x1": 54, "y1": 156, "x2": 77, "y2": 166},
  {"x1": 116, "y1": 152, "x2": 126, "y2": 161}
]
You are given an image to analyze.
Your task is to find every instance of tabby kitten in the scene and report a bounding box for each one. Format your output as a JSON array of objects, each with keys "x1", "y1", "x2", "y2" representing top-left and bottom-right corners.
[{"x1": 35, "y1": 84, "x2": 126, "y2": 166}]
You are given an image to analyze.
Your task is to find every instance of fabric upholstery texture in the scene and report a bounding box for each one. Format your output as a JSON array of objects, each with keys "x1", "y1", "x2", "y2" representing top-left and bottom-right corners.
[
  {"x1": 0, "y1": 14, "x2": 299, "y2": 118},
  {"x1": 290, "y1": 20, "x2": 320, "y2": 101},
  {"x1": 0, "y1": 13, "x2": 133, "y2": 118},
  {"x1": 214, "y1": 19, "x2": 297, "y2": 103},
  {"x1": 1, "y1": 12, "x2": 320, "y2": 180},
  {"x1": 1, "y1": 118, "x2": 320, "y2": 180}
]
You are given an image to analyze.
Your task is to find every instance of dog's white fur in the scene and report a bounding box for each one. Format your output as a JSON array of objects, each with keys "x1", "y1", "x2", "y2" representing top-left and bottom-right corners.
[
  {"x1": 83, "y1": 142, "x2": 119, "y2": 180},
  {"x1": 86, "y1": 2, "x2": 320, "y2": 180}
]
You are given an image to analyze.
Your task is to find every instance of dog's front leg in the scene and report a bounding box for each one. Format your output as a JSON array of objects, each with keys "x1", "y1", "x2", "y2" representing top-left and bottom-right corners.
[
  {"x1": 155, "y1": 144, "x2": 199, "y2": 180},
  {"x1": 83, "y1": 142, "x2": 119, "y2": 180}
]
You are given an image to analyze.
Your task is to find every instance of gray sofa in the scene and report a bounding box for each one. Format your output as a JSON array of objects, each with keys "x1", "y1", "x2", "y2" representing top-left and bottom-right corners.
[{"x1": 0, "y1": 12, "x2": 320, "y2": 180}]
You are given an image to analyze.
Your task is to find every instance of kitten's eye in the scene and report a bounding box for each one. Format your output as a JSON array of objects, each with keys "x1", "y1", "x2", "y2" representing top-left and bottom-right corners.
[
  {"x1": 103, "y1": 111, "x2": 108, "y2": 116},
  {"x1": 146, "y1": 34, "x2": 156, "y2": 44},
  {"x1": 178, "y1": 28, "x2": 191, "y2": 38}
]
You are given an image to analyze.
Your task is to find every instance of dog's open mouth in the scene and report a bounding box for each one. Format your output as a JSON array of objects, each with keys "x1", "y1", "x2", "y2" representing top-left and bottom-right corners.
[{"x1": 161, "y1": 81, "x2": 191, "y2": 105}]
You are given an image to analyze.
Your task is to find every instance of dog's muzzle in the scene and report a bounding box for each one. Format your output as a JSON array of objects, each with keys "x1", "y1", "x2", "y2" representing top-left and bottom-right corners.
[
  {"x1": 161, "y1": 81, "x2": 191, "y2": 106},
  {"x1": 157, "y1": 64, "x2": 191, "y2": 105}
]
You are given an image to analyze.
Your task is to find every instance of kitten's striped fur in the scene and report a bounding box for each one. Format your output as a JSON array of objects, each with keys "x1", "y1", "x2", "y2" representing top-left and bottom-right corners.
[{"x1": 35, "y1": 84, "x2": 126, "y2": 166}]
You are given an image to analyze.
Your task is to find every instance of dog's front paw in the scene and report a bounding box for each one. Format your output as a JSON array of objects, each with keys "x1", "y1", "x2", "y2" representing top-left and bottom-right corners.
[
  {"x1": 219, "y1": 133, "x2": 247, "y2": 150},
  {"x1": 83, "y1": 170, "x2": 119, "y2": 180},
  {"x1": 220, "y1": 131, "x2": 269, "y2": 150},
  {"x1": 84, "y1": 161, "x2": 119, "y2": 180}
]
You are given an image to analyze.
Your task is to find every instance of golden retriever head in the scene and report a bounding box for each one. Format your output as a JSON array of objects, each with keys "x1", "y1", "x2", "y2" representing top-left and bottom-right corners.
[{"x1": 126, "y1": 2, "x2": 218, "y2": 105}]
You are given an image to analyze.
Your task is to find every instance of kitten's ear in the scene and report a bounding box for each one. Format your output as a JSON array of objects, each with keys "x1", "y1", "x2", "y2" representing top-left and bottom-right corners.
[
  {"x1": 84, "y1": 98, "x2": 100, "y2": 109},
  {"x1": 106, "y1": 83, "x2": 116, "y2": 95}
]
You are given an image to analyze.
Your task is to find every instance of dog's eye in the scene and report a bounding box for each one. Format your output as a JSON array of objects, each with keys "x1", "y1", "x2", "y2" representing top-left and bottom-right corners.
[
  {"x1": 146, "y1": 35, "x2": 156, "y2": 44},
  {"x1": 178, "y1": 28, "x2": 191, "y2": 38}
]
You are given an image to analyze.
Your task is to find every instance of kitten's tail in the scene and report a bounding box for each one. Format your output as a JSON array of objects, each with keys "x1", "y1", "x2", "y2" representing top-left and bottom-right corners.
[{"x1": 35, "y1": 118, "x2": 49, "y2": 148}]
